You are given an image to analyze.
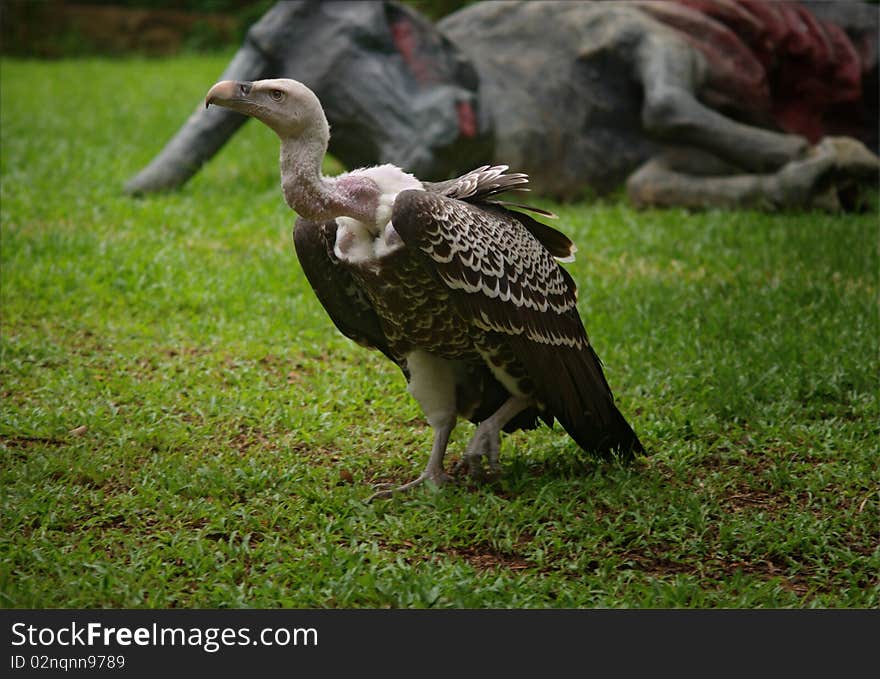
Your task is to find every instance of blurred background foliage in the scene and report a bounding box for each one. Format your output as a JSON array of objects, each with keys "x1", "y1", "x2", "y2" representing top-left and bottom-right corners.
[{"x1": 0, "y1": 0, "x2": 476, "y2": 58}]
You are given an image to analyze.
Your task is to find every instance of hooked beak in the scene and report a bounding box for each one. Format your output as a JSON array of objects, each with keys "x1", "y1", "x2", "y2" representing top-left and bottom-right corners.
[{"x1": 205, "y1": 80, "x2": 253, "y2": 109}]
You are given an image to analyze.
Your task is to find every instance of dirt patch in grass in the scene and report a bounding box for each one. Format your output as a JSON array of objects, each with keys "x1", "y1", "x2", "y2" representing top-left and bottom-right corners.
[
  {"x1": 619, "y1": 546, "x2": 815, "y2": 595},
  {"x1": 440, "y1": 544, "x2": 532, "y2": 572},
  {"x1": 47, "y1": 469, "x2": 105, "y2": 490},
  {"x1": 229, "y1": 427, "x2": 279, "y2": 456},
  {"x1": 0, "y1": 433, "x2": 67, "y2": 450},
  {"x1": 713, "y1": 559, "x2": 814, "y2": 596},
  {"x1": 287, "y1": 441, "x2": 345, "y2": 466},
  {"x1": 721, "y1": 484, "x2": 797, "y2": 514},
  {"x1": 224, "y1": 425, "x2": 340, "y2": 460},
  {"x1": 377, "y1": 535, "x2": 535, "y2": 573}
]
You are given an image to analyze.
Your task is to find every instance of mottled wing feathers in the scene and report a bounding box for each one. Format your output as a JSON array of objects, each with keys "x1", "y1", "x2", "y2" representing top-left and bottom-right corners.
[
  {"x1": 293, "y1": 218, "x2": 400, "y2": 369},
  {"x1": 423, "y1": 164, "x2": 529, "y2": 201},
  {"x1": 392, "y1": 189, "x2": 642, "y2": 458},
  {"x1": 423, "y1": 165, "x2": 576, "y2": 261},
  {"x1": 506, "y1": 208, "x2": 578, "y2": 263}
]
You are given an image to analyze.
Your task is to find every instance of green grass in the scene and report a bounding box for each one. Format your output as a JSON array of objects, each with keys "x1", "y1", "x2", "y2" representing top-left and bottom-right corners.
[{"x1": 1, "y1": 55, "x2": 878, "y2": 608}]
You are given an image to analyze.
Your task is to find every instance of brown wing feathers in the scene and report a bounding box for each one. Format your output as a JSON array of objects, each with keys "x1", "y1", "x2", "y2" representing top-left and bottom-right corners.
[{"x1": 392, "y1": 186, "x2": 643, "y2": 459}]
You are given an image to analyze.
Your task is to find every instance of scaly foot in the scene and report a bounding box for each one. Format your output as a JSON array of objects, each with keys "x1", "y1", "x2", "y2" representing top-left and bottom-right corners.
[
  {"x1": 367, "y1": 468, "x2": 452, "y2": 502},
  {"x1": 452, "y1": 422, "x2": 501, "y2": 482}
]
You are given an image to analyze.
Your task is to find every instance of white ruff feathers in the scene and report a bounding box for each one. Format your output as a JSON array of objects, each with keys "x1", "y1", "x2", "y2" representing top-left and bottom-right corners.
[{"x1": 333, "y1": 164, "x2": 422, "y2": 266}]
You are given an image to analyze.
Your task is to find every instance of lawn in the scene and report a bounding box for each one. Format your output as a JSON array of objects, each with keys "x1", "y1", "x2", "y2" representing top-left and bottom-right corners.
[{"x1": 1, "y1": 55, "x2": 877, "y2": 608}]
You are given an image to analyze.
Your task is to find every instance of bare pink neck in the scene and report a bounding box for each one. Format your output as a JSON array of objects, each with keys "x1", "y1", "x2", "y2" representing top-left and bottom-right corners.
[{"x1": 280, "y1": 138, "x2": 378, "y2": 224}]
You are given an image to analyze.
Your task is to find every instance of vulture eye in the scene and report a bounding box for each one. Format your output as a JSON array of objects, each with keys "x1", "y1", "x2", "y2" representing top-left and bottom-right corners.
[{"x1": 270, "y1": 89, "x2": 284, "y2": 102}]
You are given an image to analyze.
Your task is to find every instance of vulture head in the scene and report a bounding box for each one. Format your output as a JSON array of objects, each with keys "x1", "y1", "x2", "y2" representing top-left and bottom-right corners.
[
  {"x1": 205, "y1": 77, "x2": 379, "y2": 225},
  {"x1": 205, "y1": 78, "x2": 329, "y2": 144}
]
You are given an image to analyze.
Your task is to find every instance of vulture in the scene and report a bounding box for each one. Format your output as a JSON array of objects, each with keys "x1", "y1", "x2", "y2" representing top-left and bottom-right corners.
[{"x1": 205, "y1": 78, "x2": 644, "y2": 499}]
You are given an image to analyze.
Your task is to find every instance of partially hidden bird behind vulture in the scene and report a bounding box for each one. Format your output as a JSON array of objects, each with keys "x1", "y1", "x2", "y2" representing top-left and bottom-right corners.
[{"x1": 205, "y1": 78, "x2": 644, "y2": 499}]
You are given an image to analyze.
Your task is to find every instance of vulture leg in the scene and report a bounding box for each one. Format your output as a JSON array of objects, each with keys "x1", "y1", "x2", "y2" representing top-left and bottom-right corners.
[
  {"x1": 368, "y1": 351, "x2": 458, "y2": 501},
  {"x1": 456, "y1": 395, "x2": 535, "y2": 481},
  {"x1": 368, "y1": 417, "x2": 456, "y2": 502}
]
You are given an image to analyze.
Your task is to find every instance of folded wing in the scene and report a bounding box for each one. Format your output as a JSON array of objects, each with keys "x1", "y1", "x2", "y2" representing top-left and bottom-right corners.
[{"x1": 391, "y1": 188, "x2": 643, "y2": 458}]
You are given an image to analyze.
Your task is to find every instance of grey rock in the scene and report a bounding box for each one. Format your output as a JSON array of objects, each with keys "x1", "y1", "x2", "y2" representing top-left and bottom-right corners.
[{"x1": 126, "y1": 0, "x2": 879, "y2": 210}]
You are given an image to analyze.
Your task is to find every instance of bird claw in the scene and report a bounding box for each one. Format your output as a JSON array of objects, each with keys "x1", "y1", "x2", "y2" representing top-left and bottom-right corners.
[
  {"x1": 367, "y1": 469, "x2": 452, "y2": 502},
  {"x1": 453, "y1": 457, "x2": 502, "y2": 484},
  {"x1": 451, "y1": 457, "x2": 470, "y2": 477},
  {"x1": 453, "y1": 425, "x2": 502, "y2": 483},
  {"x1": 452, "y1": 455, "x2": 486, "y2": 481},
  {"x1": 485, "y1": 458, "x2": 503, "y2": 480},
  {"x1": 369, "y1": 419, "x2": 505, "y2": 499},
  {"x1": 370, "y1": 482, "x2": 397, "y2": 492}
]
